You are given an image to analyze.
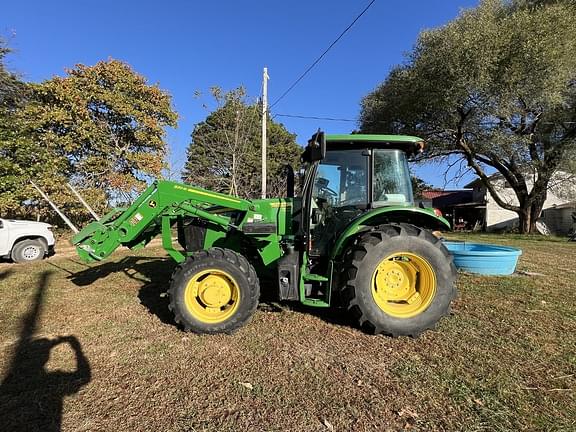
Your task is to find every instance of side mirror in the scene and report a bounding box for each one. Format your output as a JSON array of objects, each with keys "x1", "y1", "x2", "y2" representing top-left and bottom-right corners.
[
  {"x1": 283, "y1": 164, "x2": 295, "y2": 198},
  {"x1": 301, "y1": 130, "x2": 326, "y2": 163}
]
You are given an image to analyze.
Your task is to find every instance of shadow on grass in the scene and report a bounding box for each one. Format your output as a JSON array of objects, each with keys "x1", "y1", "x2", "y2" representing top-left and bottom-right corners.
[
  {"x1": 0, "y1": 268, "x2": 13, "y2": 282},
  {"x1": 0, "y1": 271, "x2": 91, "y2": 432},
  {"x1": 283, "y1": 300, "x2": 354, "y2": 328},
  {"x1": 66, "y1": 256, "x2": 358, "y2": 332},
  {"x1": 68, "y1": 256, "x2": 177, "y2": 326},
  {"x1": 255, "y1": 285, "x2": 356, "y2": 330}
]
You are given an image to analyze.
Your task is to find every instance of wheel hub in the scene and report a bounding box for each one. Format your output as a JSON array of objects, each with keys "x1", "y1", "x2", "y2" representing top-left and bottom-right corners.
[
  {"x1": 23, "y1": 246, "x2": 41, "y2": 260},
  {"x1": 375, "y1": 260, "x2": 416, "y2": 300},
  {"x1": 184, "y1": 269, "x2": 240, "y2": 324},
  {"x1": 371, "y1": 253, "x2": 437, "y2": 318},
  {"x1": 198, "y1": 275, "x2": 233, "y2": 307}
]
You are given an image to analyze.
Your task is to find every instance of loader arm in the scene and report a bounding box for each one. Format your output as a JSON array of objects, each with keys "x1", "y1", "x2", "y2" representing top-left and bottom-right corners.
[{"x1": 72, "y1": 181, "x2": 252, "y2": 263}]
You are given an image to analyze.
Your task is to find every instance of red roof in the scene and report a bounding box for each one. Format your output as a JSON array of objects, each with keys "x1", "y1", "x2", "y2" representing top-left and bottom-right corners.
[{"x1": 421, "y1": 190, "x2": 451, "y2": 199}]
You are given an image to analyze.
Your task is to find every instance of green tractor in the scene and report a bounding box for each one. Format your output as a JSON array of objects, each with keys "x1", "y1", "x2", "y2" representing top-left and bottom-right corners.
[{"x1": 72, "y1": 132, "x2": 457, "y2": 336}]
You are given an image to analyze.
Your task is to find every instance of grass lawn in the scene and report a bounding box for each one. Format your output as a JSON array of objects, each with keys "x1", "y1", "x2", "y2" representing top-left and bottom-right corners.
[{"x1": 0, "y1": 234, "x2": 575, "y2": 431}]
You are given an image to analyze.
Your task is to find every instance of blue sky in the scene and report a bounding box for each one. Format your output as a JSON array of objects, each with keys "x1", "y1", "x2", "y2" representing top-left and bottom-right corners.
[{"x1": 2, "y1": 0, "x2": 478, "y2": 188}]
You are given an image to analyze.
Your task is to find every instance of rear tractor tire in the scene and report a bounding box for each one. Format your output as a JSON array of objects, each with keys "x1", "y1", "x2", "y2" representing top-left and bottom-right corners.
[
  {"x1": 342, "y1": 223, "x2": 457, "y2": 337},
  {"x1": 168, "y1": 248, "x2": 260, "y2": 334}
]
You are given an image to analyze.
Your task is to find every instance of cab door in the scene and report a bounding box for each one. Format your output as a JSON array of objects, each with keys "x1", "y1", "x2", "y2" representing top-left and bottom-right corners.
[{"x1": 308, "y1": 149, "x2": 369, "y2": 258}]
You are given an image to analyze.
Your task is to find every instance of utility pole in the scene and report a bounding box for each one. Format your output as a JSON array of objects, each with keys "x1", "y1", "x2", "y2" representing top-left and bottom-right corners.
[{"x1": 261, "y1": 67, "x2": 269, "y2": 199}]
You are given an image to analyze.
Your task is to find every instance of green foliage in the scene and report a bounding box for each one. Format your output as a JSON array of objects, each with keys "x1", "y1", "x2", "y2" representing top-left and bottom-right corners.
[
  {"x1": 1, "y1": 59, "x2": 178, "y2": 222},
  {"x1": 0, "y1": 39, "x2": 39, "y2": 217},
  {"x1": 360, "y1": 0, "x2": 576, "y2": 232},
  {"x1": 0, "y1": 41, "x2": 26, "y2": 112},
  {"x1": 411, "y1": 176, "x2": 432, "y2": 199},
  {"x1": 24, "y1": 60, "x2": 178, "y2": 196},
  {"x1": 183, "y1": 87, "x2": 301, "y2": 199}
]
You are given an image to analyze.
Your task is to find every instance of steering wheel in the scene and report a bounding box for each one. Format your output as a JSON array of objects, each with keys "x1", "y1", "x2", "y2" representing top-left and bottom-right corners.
[
  {"x1": 319, "y1": 186, "x2": 337, "y2": 198},
  {"x1": 316, "y1": 177, "x2": 337, "y2": 199}
]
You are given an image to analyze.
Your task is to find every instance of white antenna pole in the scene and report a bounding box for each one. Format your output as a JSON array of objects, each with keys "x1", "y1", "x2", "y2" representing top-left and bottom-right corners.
[
  {"x1": 261, "y1": 67, "x2": 269, "y2": 199},
  {"x1": 67, "y1": 183, "x2": 100, "y2": 220},
  {"x1": 30, "y1": 181, "x2": 79, "y2": 233}
]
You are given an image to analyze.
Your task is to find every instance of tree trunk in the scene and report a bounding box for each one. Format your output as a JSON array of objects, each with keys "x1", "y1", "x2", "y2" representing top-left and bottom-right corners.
[
  {"x1": 517, "y1": 196, "x2": 547, "y2": 234},
  {"x1": 529, "y1": 195, "x2": 547, "y2": 234},
  {"x1": 518, "y1": 207, "x2": 532, "y2": 234}
]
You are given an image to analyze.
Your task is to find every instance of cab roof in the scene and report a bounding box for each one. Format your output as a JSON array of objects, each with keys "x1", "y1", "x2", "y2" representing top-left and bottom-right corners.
[{"x1": 325, "y1": 134, "x2": 424, "y2": 154}]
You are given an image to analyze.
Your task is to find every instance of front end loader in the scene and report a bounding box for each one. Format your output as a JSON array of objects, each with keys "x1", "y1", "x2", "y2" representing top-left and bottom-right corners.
[{"x1": 73, "y1": 132, "x2": 457, "y2": 336}]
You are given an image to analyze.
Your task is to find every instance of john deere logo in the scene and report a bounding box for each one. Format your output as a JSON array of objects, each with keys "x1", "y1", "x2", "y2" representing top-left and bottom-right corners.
[{"x1": 149, "y1": 200, "x2": 157, "y2": 208}]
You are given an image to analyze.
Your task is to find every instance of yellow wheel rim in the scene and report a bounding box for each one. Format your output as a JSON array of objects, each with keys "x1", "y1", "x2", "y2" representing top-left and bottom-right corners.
[
  {"x1": 371, "y1": 252, "x2": 436, "y2": 318},
  {"x1": 184, "y1": 269, "x2": 240, "y2": 323}
]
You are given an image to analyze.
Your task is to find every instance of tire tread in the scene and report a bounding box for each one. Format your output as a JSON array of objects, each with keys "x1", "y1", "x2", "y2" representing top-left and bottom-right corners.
[
  {"x1": 168, "y1": 248, "x2": 260, "y2": 334},
  {"x1": 342, "y1": 223, "x2": 457, "y2": 337}
]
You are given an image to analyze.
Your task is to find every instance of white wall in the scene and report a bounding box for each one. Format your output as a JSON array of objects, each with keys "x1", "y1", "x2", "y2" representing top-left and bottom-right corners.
[
  {"x1": 479, "y1": 175, "x2": 573, "y2": 231},
  {"x1": 484, "y1": 183, "x2": 520, "y2": 230},
  {"x1": 542, "y1": 207, "x2": 576, "y2": 235}
]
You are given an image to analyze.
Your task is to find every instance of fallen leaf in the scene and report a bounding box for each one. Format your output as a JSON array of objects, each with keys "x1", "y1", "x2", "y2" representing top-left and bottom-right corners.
[
  {"x1": 517, "y1": 270, "x2": 545, "y2": 277},
  {"x1": 397, "y1": 407, "x2": 419, "y2": 418},
  {"x1": 323, "y1": 419, "x2": 334, "y2": 431},
  {"x1": 238, "y1": 382, "x2": 253, "y2": 390}
]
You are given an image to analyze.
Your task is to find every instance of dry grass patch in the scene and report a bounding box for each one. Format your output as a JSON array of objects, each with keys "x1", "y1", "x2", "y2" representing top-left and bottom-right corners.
[{"x1": 0, "y1": 235, "x2": 575, "y2": 431}]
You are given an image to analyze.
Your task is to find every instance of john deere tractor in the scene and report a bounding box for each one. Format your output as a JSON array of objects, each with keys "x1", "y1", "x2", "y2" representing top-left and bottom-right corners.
[{"x1": 72, "y1": 132, "x2": 457, "y2": 336}]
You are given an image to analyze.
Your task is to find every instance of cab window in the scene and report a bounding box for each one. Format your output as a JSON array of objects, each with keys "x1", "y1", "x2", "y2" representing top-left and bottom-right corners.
[
  {"x1": 312, "y1": 150, "x2": 368, "y2": 208},
  {"x1": 373, "y1": 150, "x2": 414, "y2": 206}
]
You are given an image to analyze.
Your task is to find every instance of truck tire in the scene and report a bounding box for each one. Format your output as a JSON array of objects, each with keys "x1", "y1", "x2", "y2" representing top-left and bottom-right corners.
[
  {"x1": 342, "y1": 223, "x2": 457, "y2": 337},
  {"x1": 168, "y1": 248, "x2": 260, "y2": 334},
  {"x1": 11, "y1": 239, "x2": 46, "y2": 263}
]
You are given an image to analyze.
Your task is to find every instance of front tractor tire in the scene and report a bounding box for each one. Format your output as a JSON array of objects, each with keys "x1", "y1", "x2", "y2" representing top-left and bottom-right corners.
[
  {"x1": 168, "y1": 248, "x2": 260, "y2": 334},
  {"x1": 342, "y1": 223, "x2": 457, "y2": 337}
]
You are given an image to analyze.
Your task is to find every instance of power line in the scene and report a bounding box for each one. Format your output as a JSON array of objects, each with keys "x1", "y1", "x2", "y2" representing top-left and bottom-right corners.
[
  {"x1": 274, "y1": 113, "x2": 358, "y2": 122},
  {"x1": 275, "y1": 113, "x2": 576, "y2": 126},
  {"x1": 269, "y1": 0, "x2": 377, "y2": 110},
  {"x1": 274, "y1": 113, "x2": 396, "y2": 125}
]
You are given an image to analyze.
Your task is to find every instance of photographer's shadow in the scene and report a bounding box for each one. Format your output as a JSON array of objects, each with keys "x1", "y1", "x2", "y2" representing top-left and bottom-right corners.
[{"x1": 0, "y1": 272, "x2": 91, "y2": 432}]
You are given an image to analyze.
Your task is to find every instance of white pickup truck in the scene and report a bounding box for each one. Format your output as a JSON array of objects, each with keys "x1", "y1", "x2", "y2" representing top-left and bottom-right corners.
[{"x1": 0, "y1": 218, "x2": 55, "y2": 263}]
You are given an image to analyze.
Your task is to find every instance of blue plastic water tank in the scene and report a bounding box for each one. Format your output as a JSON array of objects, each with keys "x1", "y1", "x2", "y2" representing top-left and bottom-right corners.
[{"x1": 442, "y1": 241, "x2": 522, "y2": 275}]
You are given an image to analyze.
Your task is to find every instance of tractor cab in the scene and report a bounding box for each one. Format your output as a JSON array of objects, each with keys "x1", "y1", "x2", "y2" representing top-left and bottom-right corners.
[
  {"x1": 291, "y1": 132, "x2": 445, "y2": 308},
  {"x1": 303, "y1": 133, "x2": 423, "y2": 258}
]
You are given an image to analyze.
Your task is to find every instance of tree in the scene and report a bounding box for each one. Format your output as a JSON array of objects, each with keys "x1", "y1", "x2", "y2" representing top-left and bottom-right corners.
[
  {"x1": 360, "y1": 0, "x2": 576, "y2": 233},
  {"x1": 411, "y1": 176, "x2": 432, "y2": 200},
  {"x1": 0, "y1": 40, "x2": 26, "y2": 112},
  {"x1": 1, "y1": 59, "x2": 177, "y2": 223},
  {"x1": 19, "y1": 60, "x2": 177, "y2": 210},
  {"x1": 0, "y1": 39, "x2": 46, "y2": 218},
  {"x1": 183, "y1": 87, "x2": 301, "y2": 199}
]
